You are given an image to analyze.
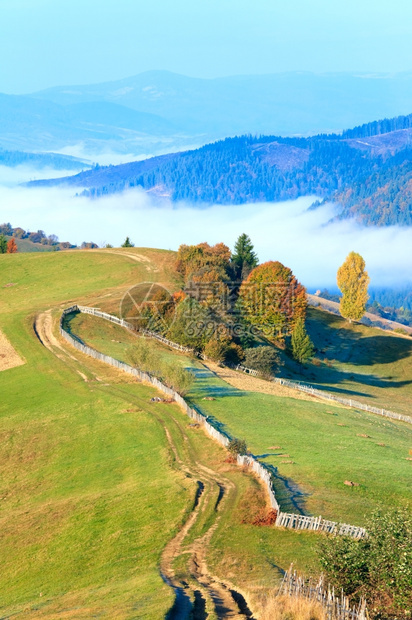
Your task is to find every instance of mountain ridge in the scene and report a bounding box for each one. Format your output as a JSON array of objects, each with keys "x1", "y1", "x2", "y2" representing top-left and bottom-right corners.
[
  {"x1": 7, "y1": 71, "x2": 412, "y2": 156},
  {"x1": 29, "y1": 114, "x2": 412, "y2": 227}
]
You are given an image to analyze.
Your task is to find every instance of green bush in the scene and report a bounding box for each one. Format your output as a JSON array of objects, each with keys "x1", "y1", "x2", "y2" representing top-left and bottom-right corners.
[
  {"x1": 244, "y1": 346, "x2": 280, "y2": 378},
  {"x1": 163, "y1": 362, "x2": 195, "y2": 396},
  {"x1": 394, "y1": 327, "x2": 410, "y2": 337},
  {"x1": 228, "y1": 438, "x2": 248, "y2": 456},
  {"x1": 129, "y1": 338, "x2": 161, "y2": 374},
  {"x1": 167, "y1": 298, "x2": 211, "y2": 349},
  {"x1": 128, "y1": 338, "x2": 194, "y2": 396},
  {"x1": 203, "y1": 338, "x2": 228, "y2": 363},
  {"x1": 318, "y1": 508, "x2": 412, "y2": 619}
]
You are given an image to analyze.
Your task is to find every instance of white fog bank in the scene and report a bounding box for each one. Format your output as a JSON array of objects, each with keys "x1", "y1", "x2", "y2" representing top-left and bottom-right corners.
[{"x1": 0, "y1": 182, "x2": 411, "y2": 290}]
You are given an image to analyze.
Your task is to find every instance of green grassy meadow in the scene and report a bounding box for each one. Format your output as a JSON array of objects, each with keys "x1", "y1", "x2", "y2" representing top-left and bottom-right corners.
[
  {"x1": 1, "y1": 247, "x2": 412, "y2": 617},
  {"x1": 189, "y1": 373, "x2": 412, "y2": 525},
  {"x1": 0, "y1": 249, "x2": 195, "y2": 617},
  {"x1": 282, "y1": 307, "x2": 412, "y2": 418}
]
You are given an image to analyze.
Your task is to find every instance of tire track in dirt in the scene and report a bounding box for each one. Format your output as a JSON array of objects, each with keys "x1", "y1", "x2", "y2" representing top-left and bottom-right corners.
[
  {"x1": 149, "y1": 409, "x2": 256, "y2": 619},
  {"x1": 34, "y1": 310, "x2": 77, "y2": 361},
  {"x1": 34, "y1": 311, "x2": 94, "y2": 382}
]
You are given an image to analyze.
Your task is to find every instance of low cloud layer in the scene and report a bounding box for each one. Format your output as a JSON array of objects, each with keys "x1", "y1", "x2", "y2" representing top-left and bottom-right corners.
[{"x1": 0, "y1": 173, "x2": 411, "y2": 290}]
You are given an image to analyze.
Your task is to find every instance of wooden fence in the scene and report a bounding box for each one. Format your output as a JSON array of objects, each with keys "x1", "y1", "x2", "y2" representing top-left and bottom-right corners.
[
  {"x1": 79, "y1": 306, "x2": 411, "y2": 426},
  {"x1": 278, "y1": 567, "x2": 369, "y2": 620},
  {"x1": 235, "y1": 364, "x2": 412, "y2": 426},
  {"x1": 275, "y1": 513, "x2": 366, "y2": 539},
  {"x1": 235, "y1": 364, "x2": 259, "y2": 377},
  {"x1": 59, "y1": 305, "x2": 369, "y2": 538},
  {"x1": 77, "y1": 306, "x2": 194, "y2": 354}
]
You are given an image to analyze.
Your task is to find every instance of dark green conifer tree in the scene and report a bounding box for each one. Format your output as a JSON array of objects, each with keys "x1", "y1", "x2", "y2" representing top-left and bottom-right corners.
[
  {"x1": 291, "y1": 318, "x2": 314, "y2": 365},
  {"x1": 232, "y1": 233, "x2": 259, "y2": 280},
  {"x1": 0, "y1": 234, "x2": 7, "y2": 254}
]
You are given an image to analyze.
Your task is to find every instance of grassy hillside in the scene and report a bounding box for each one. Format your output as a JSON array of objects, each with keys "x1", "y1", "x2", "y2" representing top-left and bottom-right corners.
[
  {"x1": 283, "y1": 307, "x2": 412, "y2": 417},
  {"x1": 4, "y1": 235, "x2": 54, "y2": 252},
  {"x1": 68, "y1": 313, "x2": 412, "y2": 527},
  {"x1": 1, "y1": 247, "x2": 411, "y2": 617},
  {"x1": 0, "y1": 248, "x2": 325, "y2": 617},
  {"x1": 0, "y1": 248, "x2": 193, "y2": 617},
  {"x1": 0, "y1": 249, "x2": 320, "y2": 616}
]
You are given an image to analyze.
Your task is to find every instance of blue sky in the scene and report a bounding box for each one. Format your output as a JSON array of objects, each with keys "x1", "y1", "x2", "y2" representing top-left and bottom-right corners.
[{"x1": 2, "y1": 0, "x2": 412, "y2": 93}]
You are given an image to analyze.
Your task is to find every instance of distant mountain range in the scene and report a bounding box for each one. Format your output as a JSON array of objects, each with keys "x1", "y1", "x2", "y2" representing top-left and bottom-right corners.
[
  {"x1": 30, "y1": 112, "x2": 412, "y2": 226},
  {"x1": 5, "y1": 71, "x2": 412, "y2": 157},
  {"x1": 0, "y1": 148, "x2": 89, "y2": 171}
]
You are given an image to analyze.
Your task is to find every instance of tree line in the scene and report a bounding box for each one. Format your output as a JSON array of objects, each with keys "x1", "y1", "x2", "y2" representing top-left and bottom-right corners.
[{"x1": 75, "y1": 114, "x2": 412, "y2": 227}]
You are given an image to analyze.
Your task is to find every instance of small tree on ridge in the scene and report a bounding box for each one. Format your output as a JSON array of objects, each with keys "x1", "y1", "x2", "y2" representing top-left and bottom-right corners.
[
  {"x1": 6, "y1": 238, "x2": 18, "y2": 254},
  {"x1": 0, "y1": 234, "x2": 7, "y2": 254},
  {"x1": 337, "y1": 251, "x2": 370, "y2": 323}
]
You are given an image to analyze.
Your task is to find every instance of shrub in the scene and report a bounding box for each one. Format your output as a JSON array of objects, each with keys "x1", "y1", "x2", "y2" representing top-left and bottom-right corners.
[
  {"x1": 228, "y1": 438, "x2": 248, "y2": 456},
  {"x1": 394, "y1": 327, "x2": 410, "y2": 336},
  {"x1": 128, "y1": 338, "x2": 194, "y2": 396},
  {"x1": 163, "y1": 363, "x2": 195, "y2": 396},
  {"x1": 129, "y1": 338, "x2": 161, "y2": 374},
  {"x1": 244, "y1": 346, "x2": 281, "y2": 378},
  {"x1": 203, "y1": 338, "x2": 228, "y2": 363},
  {"x1": 225, "y1": 342, "x2": 245, "y2": 365},
  {"x1": 167, "y1": 297, "x2": 211, "y2": 349},
  {"x1": 318, "y1": 507, "x2": 412, "y2": 619}
]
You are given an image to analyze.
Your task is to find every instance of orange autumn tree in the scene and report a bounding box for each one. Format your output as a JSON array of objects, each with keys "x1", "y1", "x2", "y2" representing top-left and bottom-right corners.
[
  {"x1": 238, "y1": 260, "x2": 307, "y2": 341},
  {"x1": 176, "y1": 241, "x2": 232, "y2": 311},
  {"x1": 175, "y1": 242, "x2": 231, "y2": 280},
  {"x1": 6, "y1": 238, "x2": 18, "y2": 253}
]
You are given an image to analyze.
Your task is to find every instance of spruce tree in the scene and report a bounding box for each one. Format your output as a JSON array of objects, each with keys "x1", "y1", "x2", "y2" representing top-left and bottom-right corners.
[
  {"x1": 0, "y1": 234, "x2": 7, "y2": 254},
  {"x1": 291, "y1": 318, "x2": 314, "y2": 365},
  {"x1": 122, "y1": 237, "x2": 134, "y2": 248},
  {"x1": 337, "y1": 251, "x2": 370, "y2": 323},
  {"x1": 232, "y1": 233, "x2": 258, "y2": 280}
]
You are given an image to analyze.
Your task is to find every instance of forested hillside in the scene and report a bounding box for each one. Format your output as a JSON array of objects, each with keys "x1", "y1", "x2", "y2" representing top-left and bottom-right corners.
[
  {"x1": 30, "y1": 113, "x2": 412, "y2": 226},
  {"x1": 0, "y1": 148, "x2": 89, "y2": 170}
]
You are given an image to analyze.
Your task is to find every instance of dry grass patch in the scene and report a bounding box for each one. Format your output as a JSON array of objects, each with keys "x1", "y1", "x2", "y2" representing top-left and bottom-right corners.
[
  {"x1": 203, "y1": 361, "x2": 319, "y2": 403},
  {"x1": 256, "y1": 594, "x2": 326, "y2": 619},
  {"x1": 0, "y1": 328, "x2": 24, "y2": 371}
]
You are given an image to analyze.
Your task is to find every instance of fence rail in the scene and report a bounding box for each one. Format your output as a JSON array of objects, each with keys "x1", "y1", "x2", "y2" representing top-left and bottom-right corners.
[
  {"x1": 77, "y1": 306, "x2": 194, "y2": 354},
  {"x1": 59, "y1": 305, "x2": 370, "y2": 538},
  {"x1": 275, "y1": 513, "x2": 366, "y2": 539},
  {"x1": 234, "y1": 364, "x2": 412, "y2": 426},
  {"x1": 278, "y1": 567, "x2": 369, "y2": 620},
  {"x1": 235, "y1": 364, "x2": 259, "y2": 377}
]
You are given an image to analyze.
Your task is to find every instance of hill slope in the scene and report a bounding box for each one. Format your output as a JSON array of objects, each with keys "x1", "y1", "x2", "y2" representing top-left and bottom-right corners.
[
  {"x1": 0, "y1": 248, "x2": 322, "y2": 616},
  {"x1": 31, "y1": 120, "x2": 412, "y2": 226}
]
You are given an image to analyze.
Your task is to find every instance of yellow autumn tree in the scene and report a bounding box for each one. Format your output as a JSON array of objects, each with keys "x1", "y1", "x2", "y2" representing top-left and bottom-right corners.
[{"x1": 337, "y1": 251, "x2": 370, "y2": 323}]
